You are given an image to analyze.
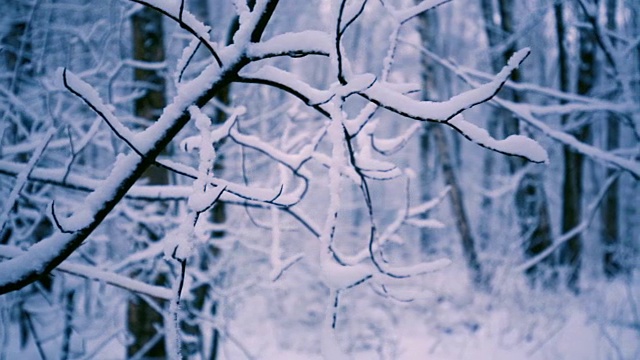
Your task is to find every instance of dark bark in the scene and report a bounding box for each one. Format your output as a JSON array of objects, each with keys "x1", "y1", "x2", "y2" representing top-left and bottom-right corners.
[
  {"x1": 480, "y1": 0, "x2": 554, "y2": 286},
  {"x1": 127, "y1": 7, "x2": 170, "y2": 359},
  {"x1": 601, "y1": 0, "x2": 622, "y2": 278},
  {"x1": 133, "y1": 7, "x2": 169, "y2": 185},
  {"x1": 417, "y1": 9, "x2": 440, "y2": 254},
  {"x1": 60, "y1": 291, "x2": 74, "y2": 360},
  {"x1": 417, "y1": 8, "x2": 487, "y2": 288},
  {"x1": 0, "y1": 0, "x2": 278, "y2": 295},
  {"x1": 558, "y1": 3, "x2": 596, "y2": 291},
  {"x1": 433, "y1": 124, "x2": 487, "y2": 287}
]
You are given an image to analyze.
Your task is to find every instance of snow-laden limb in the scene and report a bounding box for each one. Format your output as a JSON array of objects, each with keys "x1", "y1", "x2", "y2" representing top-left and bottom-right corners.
[
  {"x1": 175, "y1": 37, "x2": 201, "y2": 84},
  {"x1": 232, "y1": 0, "x2": 280, "y2": 45},
  {"x1": 321, "y1": 255, "x2": 372, "y2": 290},
  {"x1": 360, "y1": 48, "x2": 530, "y2": 121},
  {"x1": 504, "y1": 103, "x2": 640, "y2": 177},
  {"x1": 388, "y1": 0, "x2": 452, "y2": 24},
  {"x1": 404, "y1": 218, "x2": 445, "y2": 229},
  {"x1": 321, "y1": 289, "x2": 350, "y2": 360},
  {"x1": 108, "y1": 242, "x2": 164, "y2": 272},
  {"x1": 61, "y1": 68, "x2": 140, "y2": 151},
  {"x1": 408, "y1": 185, "x2": 450, "y2": 216},
  {"x1": 366, "y1": 176, "x2": 451, "y2": 279},
  {"x1": 270, "y1": 253, "x2": 304, "y2": 282},
  {"x1": 458, "y1": 64, "x2": 638, "y2": 112},
  {"x1": 412, "y1": 40, "x2": 640, "y2": 177},
  {"x1": 165, "y1": 106, "x2": 227, "y2": 262},
  {"x1": 0, "y1": 158, "x2": 300, "y2": 209},
  {"x1": 269, "y1": 194, "x2": 306, "y2": 281},
  {"x1": 247, "y1": 30, "x2": 332, "y2": 60},
  {"x1": 180, "y1": 106, "x2": 244, "y2": 152},
  {"x1": 158, "y1": 157, "x2": 301, "y2": 205},
  {"x1": 0, "y1": 159, "x2": 190, "y2": 200},
  {"x1": 0, "y1": 128, "x2": 55, "y2": 233},
  {"x1": 344, "y1": 102, "x2": 378, "y2": 136},
  {"x1": 333, "y1": 174, "x2": 450, "y2": 276},
  {"x1": 517, "y1": 101, "x2": 633, "y2": 116},
  {"x1": 230, "y1": 126, "x2": 315, "y2": 173},
  {"x1": 331, "y1": 73, "x2": 377, "y2": 99},
  {"x1": 239, "y1": 66, "x2": 334, "y2": 107},
  {"x1": 0, "y1": 19, "x2": 254, "y2": 293},
  {"x1": 337, "y1": 0, "x2": 367, "y2": 35},
  {"x1": 371, "y1": 122, "x2": 422, "y2": 155},
  {"x1": 269, "y1": 206, "x2": 283, "y2": 279},
  {"x1": 321, "y1": 101, "x2": 349, "y2": 257},
  {"x1": 373, "y1": 258, "x2": 452, "y2": 278},
  {"x1": 448, "y1": 114, "x2": 549, "y2": 163},
  {"x1": 352, "y1": 121, "x2": 402, "y2": 179},
  {"x1": 0, "y1": 245, "x2": 172, "y2": 300}
]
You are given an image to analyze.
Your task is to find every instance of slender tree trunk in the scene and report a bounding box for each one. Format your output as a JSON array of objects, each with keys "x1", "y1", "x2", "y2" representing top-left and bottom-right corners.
[
  {"x1": 134, "y1": 7, "x2": 168, "y2": 185},
  {"x1": 477, "y1": 0, "x2": 500, "y2": 247},
  {"x1": 558, "y1": 2, "x2": 596, "y2": 291},
  {"x1": 417, "y1": 9, "x2": 487, "y2": 288},
  {"x1": 480, "y1": 0, "x2": 554, "y2": 286},
  {"x1": 417, "y1": 9, "x2": 439, "y2": 254},
  {"x1": 127, "y1": 7, "x2": 168, "y2": 359},
  {"x1": 601, "y1": 0, "x2": 622, "y2": 278},
  {"x1": 433, "y1": 125, "x2": 487, "y2": 287},
  {"x1": 60, "y1": 290, "x2": 74, "y2": 360}
]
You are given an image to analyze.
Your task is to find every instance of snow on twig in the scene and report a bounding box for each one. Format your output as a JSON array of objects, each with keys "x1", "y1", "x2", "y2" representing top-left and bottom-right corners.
[
  {"x1": 411, "y1": 39, "x2": 640, "y2": 176},
  {"x1": 247, "y1": 30, "x2": 332, "y2": 60},
  {"x1": 360, "y1": 48, "x2": 531, "y2": 121},
  {"x1": 0, "y1": 128, "x2": 55, "y2": 233},
  {"x1": 388, "y1": 0, "x2": 452, "y2": 24},
  {"x1": 448, "y1": 114, "x2": 549, "y2": 163},
  {"x1": 0, "y1": 245, "x2": 172, "y2": 299}
]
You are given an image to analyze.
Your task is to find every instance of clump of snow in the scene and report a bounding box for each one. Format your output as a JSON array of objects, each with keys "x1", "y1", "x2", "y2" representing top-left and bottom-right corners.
[{"x1": 448, "y1": 115, "x2": 549, "y2": 163}]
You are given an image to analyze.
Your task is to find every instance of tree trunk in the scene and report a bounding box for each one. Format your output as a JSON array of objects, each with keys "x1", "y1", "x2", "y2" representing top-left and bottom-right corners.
[
  {"x1": 601, "y1": 0, "x2": 622, "y2": 278},
  {"x1": 558, "y1": 2, "x2": 596, "y2": 291},
  {"x1": 417, "y1": 9, "x2": 486, "y2": 288},
  {"x1": 127, "y1": 7, "x2": 168, "y2": 359},
  {"x1": 133, "y1": 7, "x2": 168, "y2": 185},
  {"x1": 417, "y1": 9, "x2": 439, "y2": 255},
  {"x1": 434, "y1": 125, "x2": 487, "y2": 287},
  {"x1": 480, "y1": 0, "x2": 554, "y2": 286}
]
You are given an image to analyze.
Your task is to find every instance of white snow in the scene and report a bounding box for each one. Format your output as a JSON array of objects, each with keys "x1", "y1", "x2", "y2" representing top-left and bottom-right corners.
[{"x1": 448, "y1": 115, "x2": 549, "y2": 163}]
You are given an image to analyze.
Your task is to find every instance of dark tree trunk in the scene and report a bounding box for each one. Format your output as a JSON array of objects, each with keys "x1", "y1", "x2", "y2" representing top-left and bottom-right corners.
[
  {"x1": 480, "y1": 0, "x2": 554, "y2": 286},
  {"x1": 433, "y1": 124, "x2": 487, "y2": 287},
  {"x1": 601, "y1": 0, "x2": 622, "y2": 278},
  {"x1": 417, "y1": 9, "x2": 487, "y2": 288},
  {"x1": 558, "y1": 3, "x2": 596, "y2": 291},
  {"x1": 134, "y1": 7, "x2": 168, "y2": 185},
  {"x1": 417, "y1": 9, "x2": 440, "y2": 255},
  {"x1": 127, "y1": 7, "x2": 168, "y2": 359}
]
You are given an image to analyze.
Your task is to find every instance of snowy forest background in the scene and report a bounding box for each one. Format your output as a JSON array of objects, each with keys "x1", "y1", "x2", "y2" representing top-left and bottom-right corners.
[{"x1": 0, "y1": 0, "x2": 639, "y2": 359}]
